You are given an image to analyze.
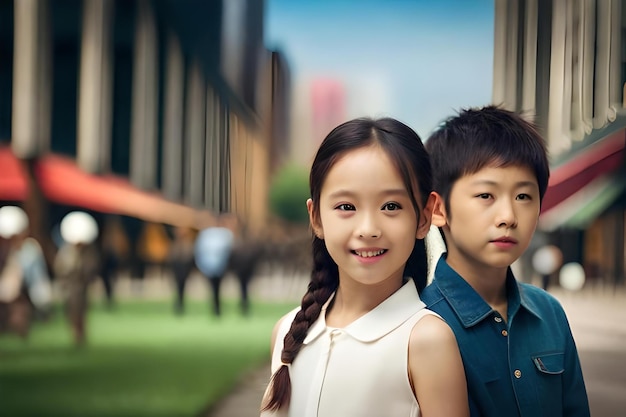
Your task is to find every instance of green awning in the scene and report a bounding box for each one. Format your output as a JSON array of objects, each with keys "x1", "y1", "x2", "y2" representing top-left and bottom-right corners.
[
  {"x1": 538, "y1": 174, "x2": 625, "y2": 231},
  {"x1": 565, "y1": 178, "x2": 625, "y2": 228}
]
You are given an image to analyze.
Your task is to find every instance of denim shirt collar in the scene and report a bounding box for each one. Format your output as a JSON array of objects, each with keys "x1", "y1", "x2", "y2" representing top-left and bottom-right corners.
[{"x1": 433, "y1": 256, "x2": 542, "y2": 328}]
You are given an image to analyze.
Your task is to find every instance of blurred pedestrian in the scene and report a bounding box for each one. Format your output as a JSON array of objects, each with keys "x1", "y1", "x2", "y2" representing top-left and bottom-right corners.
[
  {"x1": 99, "y1": 215, "x2": 131, "y2": 309},
  {"x1": 167, "y1": 226, "x2": 197, "y2": 314},
  {"x1": 194, "y1": 213, "x2": 236, "y2": 317},
  {"x1": 228, "y1": 229, "x2": 264, "y2": 316},
  {"x1": 54, "y1": 211, "x2": 100, "y2": 347},
  {"x1": 18, "y1": 233, "x2": 53, "y2": 320},
  {"x1": 0, "y1": 206, "x2": 52, "y2": 338},
  {"x1": 135, "y1": 222, "x2": 170, "y2": 291}
]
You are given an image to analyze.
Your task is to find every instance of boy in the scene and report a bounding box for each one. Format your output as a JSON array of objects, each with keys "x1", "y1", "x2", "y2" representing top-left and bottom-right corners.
[{"x1": 420, "y1": 105, "x2": 590, "y2": 417}]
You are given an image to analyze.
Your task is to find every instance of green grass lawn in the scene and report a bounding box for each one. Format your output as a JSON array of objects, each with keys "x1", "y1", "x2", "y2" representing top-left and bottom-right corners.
[{"x1": 0, "y1": 297, "x2": 296, "y2": 417}]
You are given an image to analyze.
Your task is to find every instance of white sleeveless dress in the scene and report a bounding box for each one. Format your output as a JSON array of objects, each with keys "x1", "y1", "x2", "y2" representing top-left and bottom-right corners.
[{"x1": 260, "y1": 280, "x2": 438, "y2": 417}]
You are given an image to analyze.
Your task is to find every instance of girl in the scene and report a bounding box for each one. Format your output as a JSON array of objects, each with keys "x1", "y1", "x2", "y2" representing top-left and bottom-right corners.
[{"x1": 260, "y1": 118, "x2": 468, "y2": 417}]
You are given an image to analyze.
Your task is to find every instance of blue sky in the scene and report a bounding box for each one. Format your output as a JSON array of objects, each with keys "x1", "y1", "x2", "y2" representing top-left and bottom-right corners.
[{"x1": 264, "y1": 0, "x2": 495, "y2": 138}]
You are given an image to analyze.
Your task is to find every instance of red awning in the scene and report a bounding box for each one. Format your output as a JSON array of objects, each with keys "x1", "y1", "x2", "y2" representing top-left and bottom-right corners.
[
  {"x1": 541, "y1": 129, "x2": 626, "y2": 216},
  {"x1": 0, "y1": 146, "x2": 29, "y2": 201},
  {"x1": 0, "y1": 146, "x2": 205, "y2": 228}
]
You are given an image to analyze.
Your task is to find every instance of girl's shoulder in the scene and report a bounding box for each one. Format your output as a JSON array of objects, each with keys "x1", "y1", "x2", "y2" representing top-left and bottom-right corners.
[{"x1": 408, "y1": 311, "x2": 457, "y2": 352}]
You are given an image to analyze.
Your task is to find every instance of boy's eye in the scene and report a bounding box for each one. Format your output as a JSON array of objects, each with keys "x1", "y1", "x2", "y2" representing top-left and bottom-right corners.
[
  {"x1": 336, "y1": 203, "x2": 355, "y2": 211},
  {"x1": 382, "y1": 202, "x2": 401, "y2": 211}
]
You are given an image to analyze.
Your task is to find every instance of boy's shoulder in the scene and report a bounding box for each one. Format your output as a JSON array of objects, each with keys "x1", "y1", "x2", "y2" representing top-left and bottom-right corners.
[
  {"x1": 517, "y1": 281, "x2": 561, "y2": 304},
  {"x1": 516, "y1": 281, "x2": 570, "y2": 319}
]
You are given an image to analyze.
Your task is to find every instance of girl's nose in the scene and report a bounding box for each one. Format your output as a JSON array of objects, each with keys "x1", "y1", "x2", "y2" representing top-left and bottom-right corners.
[{"x1": 356, "y1": 214, "x2": 381, "y2": 238}]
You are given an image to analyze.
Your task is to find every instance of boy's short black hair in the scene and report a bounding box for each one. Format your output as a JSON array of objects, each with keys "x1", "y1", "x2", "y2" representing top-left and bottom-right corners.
[{"x1": 425, "y1": 105, "x2": 550, "y2": 210}]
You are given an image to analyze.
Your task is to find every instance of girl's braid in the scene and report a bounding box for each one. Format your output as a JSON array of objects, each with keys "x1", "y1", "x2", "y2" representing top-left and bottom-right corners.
[{"x1": 261, "y1": 237, "x2": 337, "y2": 411}]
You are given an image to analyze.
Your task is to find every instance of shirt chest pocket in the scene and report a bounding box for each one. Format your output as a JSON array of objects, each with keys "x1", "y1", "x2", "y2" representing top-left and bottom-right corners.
[{"x1": 532, "y1": 352, "x2": 565, "y2": 375}]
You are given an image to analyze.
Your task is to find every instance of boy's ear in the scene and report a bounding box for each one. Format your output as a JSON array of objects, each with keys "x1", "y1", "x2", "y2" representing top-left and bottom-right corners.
[
  {"x1": 307, "y1": 198, "x2": 323, "y2": 239},
  {"x1": 416, "y1": 192, "x2": 437, "y2": 239},
  {"x1": 430, "y1": 192, "x2": 448, "y2": 228}
]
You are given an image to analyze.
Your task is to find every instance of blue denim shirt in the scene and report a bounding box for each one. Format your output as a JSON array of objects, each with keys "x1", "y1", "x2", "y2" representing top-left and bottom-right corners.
[{"x1": 421, "y1": 256, "x2": 590, "y2": 417}]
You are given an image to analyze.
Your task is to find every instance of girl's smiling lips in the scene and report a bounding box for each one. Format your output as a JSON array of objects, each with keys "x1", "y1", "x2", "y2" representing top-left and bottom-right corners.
[{"x1": 351, "y1": 248, "x2": 387, "y2": 258}]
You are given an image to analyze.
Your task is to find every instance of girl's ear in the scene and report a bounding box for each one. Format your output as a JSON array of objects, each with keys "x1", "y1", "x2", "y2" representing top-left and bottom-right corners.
[
  {"x1": 416, "y1": 192, "x2": 437, "y2": 239},
  {"x1": 307, "y1": 198, "x2": 323, "y2": 239},
  {"x1": 430, "y1": 192, "x2": 448, "y2": 227}
]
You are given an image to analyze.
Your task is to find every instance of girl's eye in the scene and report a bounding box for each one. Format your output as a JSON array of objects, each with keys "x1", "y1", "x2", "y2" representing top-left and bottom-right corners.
[
  {"x1": 517, "y1": 193, "x2": 532, "y2": 201},
  {"x1": 477, "y1": 193, "x2": 492, "y2": 200},
  {"x1": 382, "y1": 202, "x2": 401, "y2": 211},
  {"x1": 336, "y1": 203, "x2": 355, "y2": 211}
]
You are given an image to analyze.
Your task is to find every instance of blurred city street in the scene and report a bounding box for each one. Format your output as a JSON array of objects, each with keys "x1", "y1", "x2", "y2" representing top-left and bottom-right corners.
[
  {"x1": 1, "y1": 1, "x2": 625, "y2": 416},
  {"x1": 553, "y1": 286, "x2": 626, "y2": 417},
  {"x1": 102, "y1": 272, "x2": 626, "y2": 417}
]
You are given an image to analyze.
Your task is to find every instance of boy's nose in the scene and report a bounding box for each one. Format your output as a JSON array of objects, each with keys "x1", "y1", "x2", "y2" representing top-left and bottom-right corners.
[{"x1": 495, "y1": 201, "x2": 517, "y2": 228}]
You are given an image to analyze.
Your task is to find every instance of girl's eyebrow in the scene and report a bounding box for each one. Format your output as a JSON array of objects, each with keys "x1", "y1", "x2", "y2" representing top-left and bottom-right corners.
[{"x1": 327, "y1": 188, "x2": 409, "y2": 199}]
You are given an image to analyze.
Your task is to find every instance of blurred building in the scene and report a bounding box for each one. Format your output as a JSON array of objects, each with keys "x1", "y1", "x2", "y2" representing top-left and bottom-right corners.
[
  {"x1": 310, "y1": 78, "x2": 346, "y2": 148},
  {"x1": 494, "y1": 0, "x2": 625, "y2": 285},
  {"x1": 0, "y1": 0, "x2": 291, "y2": 264}
]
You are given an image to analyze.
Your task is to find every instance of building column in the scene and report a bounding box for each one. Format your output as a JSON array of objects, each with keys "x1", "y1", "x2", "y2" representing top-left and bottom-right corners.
[
  {"x1": 229, "y1": 114, "x2": 247, "y2": 219},
  {"x1": 579, "y1": 0, "x2": 596, "y2": 138},
  {"x1": 162, "y1": 33, "x2": 184, "y2": 201},
  {"x1": 77, "y1": 0, "x2": 114, "y2": 173},
  {"x1": 593, "y1": 0, "x2": 618, "y2": 129},
  {"x1": 608, "y1": 0, "x2": 622, "y2": 110},
  {"x1": 184, "y1": 59, "x2": 205, "y2": 207},
  {"x1": 11, "y1": 0, "x2": 51, "y2": 158},
  {"x1": 561, "y1": 0, "x2": 574, "y2": 142},
  {"x1": 492, "y1": 0, "x2": 507, "y2": 106},
  {"x1": 218, "y1": 102, "x2": 231, "y2": 211},
  {"x1": 521, "y1": 0, "x2": 538, "y2": 114},
  {"x1": 492, "y1": 0, "x2": 519, "y2": 110},
  {"x1": 130, "y1": 0, "x2": 158, "y2": 189},
  {"x1": 547, "y1": 0, "x2": 570, "y2": 154},
  {"x1": 204, "y1": 86, "x2": 222, "y2": 212}
]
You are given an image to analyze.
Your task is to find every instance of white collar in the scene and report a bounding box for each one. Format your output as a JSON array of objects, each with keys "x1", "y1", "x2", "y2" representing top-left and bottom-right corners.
[{"x1": 303, "y1": 279, "x2": 425, "y2": 344}]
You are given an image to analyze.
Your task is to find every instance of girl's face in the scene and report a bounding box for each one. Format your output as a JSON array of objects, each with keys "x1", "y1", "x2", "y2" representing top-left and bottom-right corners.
[{"x1": 308, "y1": 145, "x2": 431, "y2": 288}]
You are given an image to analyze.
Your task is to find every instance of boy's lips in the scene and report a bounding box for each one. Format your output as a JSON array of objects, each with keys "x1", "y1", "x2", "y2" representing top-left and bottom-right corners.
[
  {"x1": 490, "y1": 237, "x2": 518, "y2": 249},
  {"x1": 491, "y1": 236, "x2": 518, "y2": 244}
]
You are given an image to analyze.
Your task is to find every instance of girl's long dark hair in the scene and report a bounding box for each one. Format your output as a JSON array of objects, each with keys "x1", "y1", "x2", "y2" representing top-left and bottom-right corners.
[{"x1": 261, "y1": 117, "x2": 432, "y2": 412}]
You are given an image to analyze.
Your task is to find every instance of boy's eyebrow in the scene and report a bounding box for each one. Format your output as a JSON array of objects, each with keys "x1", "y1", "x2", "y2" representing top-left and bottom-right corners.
[{"x1": 469, "y1": 179, "x2": 539, "y2": 188}]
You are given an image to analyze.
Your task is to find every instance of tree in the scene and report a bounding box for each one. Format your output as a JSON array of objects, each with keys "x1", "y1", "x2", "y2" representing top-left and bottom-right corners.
[{"x1": 268, "y1": 164, "x2": 309, "y2": 224}]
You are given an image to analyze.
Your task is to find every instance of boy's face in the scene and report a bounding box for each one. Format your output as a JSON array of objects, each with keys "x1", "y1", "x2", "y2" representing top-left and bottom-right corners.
[{"x1": 433, "y1": 164, "x2": 540, "y2": 279}]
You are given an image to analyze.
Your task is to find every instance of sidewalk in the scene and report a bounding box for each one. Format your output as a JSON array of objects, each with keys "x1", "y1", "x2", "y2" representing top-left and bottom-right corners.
[{"x1": 205, "y1": 363, "x2": 271, "y2": 417}]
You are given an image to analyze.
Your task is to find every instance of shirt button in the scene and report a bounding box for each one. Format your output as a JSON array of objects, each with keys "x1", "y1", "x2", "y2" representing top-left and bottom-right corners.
[
  {"x1": 501, "y1": 329, "x2": 508, "y2": 337},
  {"x1": 514, "y1": 369, "x2": 522, "y2": 378},
  {"x1": 494, "y1": 316, "x2": 503, "y2": 323}
]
